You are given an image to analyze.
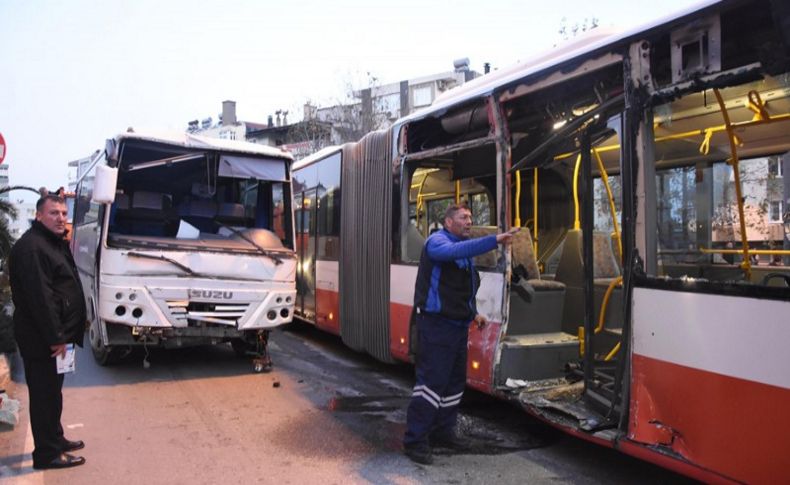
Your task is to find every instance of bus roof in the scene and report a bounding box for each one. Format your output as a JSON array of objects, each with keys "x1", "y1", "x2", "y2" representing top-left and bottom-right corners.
[
  {"x1": 401, "y1": 0, "x2": 723, "y2": 125},
  {"x1": 113, "y1": 130, "x2": 294, "y2": 161},
  {"x1": 291, "y1": 145, "x2": 342, "y2": 171}
]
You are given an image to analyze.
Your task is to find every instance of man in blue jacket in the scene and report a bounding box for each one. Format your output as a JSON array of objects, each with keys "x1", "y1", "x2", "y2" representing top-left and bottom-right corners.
[{"x1": 404, "y1": 203, "x2": 516, "y2": 465}]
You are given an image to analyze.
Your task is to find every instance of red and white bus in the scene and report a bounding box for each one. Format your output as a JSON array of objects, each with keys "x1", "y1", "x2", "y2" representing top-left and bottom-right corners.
[{"x1": 292, "y1": 0, "x2": 790, "y2": 482}]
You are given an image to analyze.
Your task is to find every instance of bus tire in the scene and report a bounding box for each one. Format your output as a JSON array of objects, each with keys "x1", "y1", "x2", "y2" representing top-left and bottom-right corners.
[{"x1": 89, "y1": 318, "x2": 120, "y2": 366}]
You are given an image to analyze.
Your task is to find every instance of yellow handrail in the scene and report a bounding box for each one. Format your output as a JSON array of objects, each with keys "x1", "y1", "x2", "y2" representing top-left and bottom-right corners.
[
  {"x1": 700, "y1": 248, "x2": 790, "y2": 256},
  {"x1": 553, "y1": 112, "x2": 790, "y2": 160},
  {"x1": 604, "y1": 342, "x2": 620, "y2": 362},
  {"x1": 455, "y1": 180, "x2": 461, "y2": 205},
  {"x1": 572, "y1": 153, "x2": 582, "y2": 230},
  {"x1": 514, "y1": 170, "x2": 522, "y2": 227},
  {"x1": 747, "y1": 90, "x2": 770, "y2": 121},
  {"x1": 713, "y1": 88, "x2": 752, "y2": 279},
  {"x1": 593, "y1": 148, "x2": 622, "y2": 262},
  {"x1": 595, "y1": 276, "x2": 623, "y2": 335},
  {"x1": 533, "y1": 167, "x2": 539, "y2": 257},
  {"x1": 415, "y1": 172, "x2": 432, "y2": 236}
]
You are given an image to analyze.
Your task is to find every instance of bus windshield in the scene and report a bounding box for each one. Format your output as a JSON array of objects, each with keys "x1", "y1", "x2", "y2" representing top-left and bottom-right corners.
[{"x1": 102, "y1": 145, "x2": 293, "y2": 253}]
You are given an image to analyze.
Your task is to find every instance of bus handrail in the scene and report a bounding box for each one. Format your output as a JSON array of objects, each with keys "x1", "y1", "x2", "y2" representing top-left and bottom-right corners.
[
  {"x1": 713, "y1": 88, "x2": 752, "y2": 279},
  {"x1": 699, "y1": 248, "x2": 790, "y2": 256},
  {"x1": 595, "y1": 276, "x2": 623, "y2": 335},
  {"x1": 514, "y1": 169, "x2": 522, "y2": 227},
  {"x1": 533, "y1": 167, "x2": 539, "y2": 258},
  {"x1": 593, "y1": 148, "x2": 622, "y2": 262},
  {"x1": 572, "y1": 153, "x2": 582, "y2": 230}
]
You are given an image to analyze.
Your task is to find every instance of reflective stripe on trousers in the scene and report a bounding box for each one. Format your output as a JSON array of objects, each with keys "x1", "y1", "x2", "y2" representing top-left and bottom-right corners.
[{"x1": 403, "y1": 313, "x2": 469, "y2": 446}]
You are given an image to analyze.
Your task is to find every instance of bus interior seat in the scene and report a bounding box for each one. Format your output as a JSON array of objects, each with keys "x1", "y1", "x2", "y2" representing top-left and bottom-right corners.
[
  {"x1": 125, "y1": 191, "x2": 172, "y2": 236},
  {"x1": 508, "y1": 226, "x2": 566, "y2": 336},
  {"x1": 555, "y1": 229, "x2": 623, "y2": 334},
  {"x1": 216, "y1": 203, "x2": 246, "y2": 226},
  {"x1": 555, "y1": 229, "x2": 621, "y2": 286},
  {"x1": 115, "y1": 193, "x2": 130, "y2": 210},
  {"x1": 468, "y1": 226, "x2": 566, "y2": 335},
  {"x1": 538, "y1": 229, "x2": 567, "y2": 278},
  {"x1": 177, "y1": 198, "x2": 217, "y2": 233},
  {"x1": 469, "y1": 226, "x2": 498, "y2": 267},
  {"x1": 108, "y1": 193, "x2": 131, "y2": 233},
  {"x1": 133, "y1": 191, "x2": 171, "y2": 211},
  {"x1": 511, "y1": 227, "x2": 565, "y2": 290},
  {"x1": 405, "y1": 224, "x2": 426, "y2": 261}
]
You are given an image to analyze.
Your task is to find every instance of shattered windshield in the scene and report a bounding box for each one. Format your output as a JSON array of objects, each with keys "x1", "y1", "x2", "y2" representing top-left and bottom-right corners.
[{"x1": 107, "y1": 144, "x2": 293, "y2": 252}]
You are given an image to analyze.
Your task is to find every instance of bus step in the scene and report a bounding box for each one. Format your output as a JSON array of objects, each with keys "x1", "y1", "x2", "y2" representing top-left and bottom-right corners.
[{"x1": 500, "y1": 332, "x2": 579, "y2": 382}]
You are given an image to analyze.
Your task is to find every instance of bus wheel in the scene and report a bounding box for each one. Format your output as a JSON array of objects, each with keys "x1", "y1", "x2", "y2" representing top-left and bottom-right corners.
[
  {"x1": 252, "y1": 357, "x2": 272, "y2": 373},
  {"x1": 234, "y1": 331, "x2": 273, "y2": 372},
  {"x1": 89, "y1": 318, "x2": 120, "y2": 366}
]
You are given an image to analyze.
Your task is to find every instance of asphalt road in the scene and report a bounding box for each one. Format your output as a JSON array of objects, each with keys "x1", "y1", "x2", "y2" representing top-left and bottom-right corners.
[{"x1": 0, "y1": 323, "x2": 696, "y2": 484}]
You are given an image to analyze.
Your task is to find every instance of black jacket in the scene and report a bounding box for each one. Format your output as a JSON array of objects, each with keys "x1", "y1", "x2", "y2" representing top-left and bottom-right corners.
[{"x1": 9, "y1": 221, "x2": 86, "y2": 359}]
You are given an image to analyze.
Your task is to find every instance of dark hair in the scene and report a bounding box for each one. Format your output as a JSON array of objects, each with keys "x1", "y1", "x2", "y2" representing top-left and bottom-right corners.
[
  {"x1": 444, "y1": 203, "x2": 470, "y2": 221},
  {"x1": 36, "y1": 194, "x2": 66, "y2": 212}
]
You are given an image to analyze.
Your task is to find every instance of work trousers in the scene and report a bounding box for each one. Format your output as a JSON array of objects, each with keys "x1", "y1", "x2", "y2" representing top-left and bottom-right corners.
[
  {"x1": 22, "y1": 356, "x2": 66, "y2": 464},
  {"x1": 403, "y1": 313, "x2": 468, "y2": 447}
]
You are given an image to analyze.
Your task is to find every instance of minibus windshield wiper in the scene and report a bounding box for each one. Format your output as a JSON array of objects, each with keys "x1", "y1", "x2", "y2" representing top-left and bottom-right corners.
[
  {"x1": 126, "y1": 251, "x2": 209, "y2": 277},
  {"x1": 214, "y1": 221, "x2": 284, "y2": 265}
]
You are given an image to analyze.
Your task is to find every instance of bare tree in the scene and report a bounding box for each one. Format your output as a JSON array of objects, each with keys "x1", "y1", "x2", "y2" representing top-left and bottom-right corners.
[
  {"x1": 308, "y1": 72, "x2": 392, "y2": 145},
  {"x1": 558, "y1": 17, "x2": 600, "y2": 42}
]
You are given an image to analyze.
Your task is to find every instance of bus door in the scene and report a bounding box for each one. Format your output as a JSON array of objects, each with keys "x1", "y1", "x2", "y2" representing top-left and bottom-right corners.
[{"x1": 296, "y1": 188, "x2": 317, "y2": 320}]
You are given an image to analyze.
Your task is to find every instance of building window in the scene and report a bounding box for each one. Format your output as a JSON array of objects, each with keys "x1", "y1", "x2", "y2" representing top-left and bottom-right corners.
[
  {"x1": 412, "y1": 85, "x2": 433, "y2": 108},
  {"x1": 219, "y1": 130, "x2": 236, "y2": 140},
  {"x1": 377, "y1": 93, "x2": 401, "y2": 119},
  {"x1": 768, "y1": 157, "x2": 783, "y2": 177},
  {"x1": 769, "y1": 200, "x2": 784, "y2": 222}
]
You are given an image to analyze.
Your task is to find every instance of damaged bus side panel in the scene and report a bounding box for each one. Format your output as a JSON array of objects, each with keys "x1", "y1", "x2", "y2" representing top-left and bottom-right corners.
[{"x1": 72, "y1": 132, "x2": 296, "y2": 371}]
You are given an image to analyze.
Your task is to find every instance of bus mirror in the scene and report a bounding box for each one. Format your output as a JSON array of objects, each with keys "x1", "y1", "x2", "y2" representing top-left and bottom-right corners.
[
  {"x1": 105, "y1": 138, "x2": 119, "y2": 164},
  {"x1": 92, "y1": 165, "x2": 118, "y2": 204}
]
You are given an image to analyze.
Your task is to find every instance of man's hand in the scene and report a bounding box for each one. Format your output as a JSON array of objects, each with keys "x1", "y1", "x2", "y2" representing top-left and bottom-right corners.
[
  {"x1": 496, "y1": 227, "x2": 520, "y2": 246},
  {"x1": 473, "y1": 314, "x2": 487, "y2": 329},
  {"x1": 50, "y1": 344, "x2": 67, "y2": 358}
]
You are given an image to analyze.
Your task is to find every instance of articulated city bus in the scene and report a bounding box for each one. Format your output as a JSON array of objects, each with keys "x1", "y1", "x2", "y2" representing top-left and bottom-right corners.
[
  {"x1": 72, "y1": 132, "x2": 296, "y2": 371},
  {"x1": 292, "y1": 0, "x2": 790, "y2": 482}
]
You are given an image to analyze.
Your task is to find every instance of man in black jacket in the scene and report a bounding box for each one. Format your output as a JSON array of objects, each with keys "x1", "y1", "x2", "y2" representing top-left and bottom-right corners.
[{"x1": 9, "y1": 194, "x2": 87, "y2": 469}]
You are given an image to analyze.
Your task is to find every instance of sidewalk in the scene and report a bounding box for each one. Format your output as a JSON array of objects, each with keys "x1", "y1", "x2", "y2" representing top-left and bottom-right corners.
[{"x1": 0, "y1": 353, "x2": 35, "y2": 482}]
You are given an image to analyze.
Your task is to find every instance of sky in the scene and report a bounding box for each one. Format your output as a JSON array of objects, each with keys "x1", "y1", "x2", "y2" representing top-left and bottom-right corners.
[{"x1": 0, "y1": 0, "x2": 707, "y2": 201}]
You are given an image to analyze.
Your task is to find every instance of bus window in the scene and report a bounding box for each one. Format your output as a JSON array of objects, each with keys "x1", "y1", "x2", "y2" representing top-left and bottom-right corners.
[
  {"x1": 404, "y1": 164, "x2": 497, "y2": 266},
  {"x1": 426, "y1": 198, "x2": 451, "y2": 234},
  {"x1": 650, "y1": 74, "x2": 790, "y2": 282},
  {"x1": 470, "y1": 192, "x2": 491, "y2": 226},
  {"x1": 316, "y1": 152, "x2": 341, "y2": 261}
]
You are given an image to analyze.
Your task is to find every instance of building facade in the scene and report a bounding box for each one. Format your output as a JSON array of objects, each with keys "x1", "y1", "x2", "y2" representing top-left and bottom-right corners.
[{"x1": 188, "y1": 60, "x2": 481, "y2": 159}]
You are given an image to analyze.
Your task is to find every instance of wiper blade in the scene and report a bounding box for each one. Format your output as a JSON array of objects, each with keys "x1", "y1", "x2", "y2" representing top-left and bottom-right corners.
[
  {"x1": 127, "y1": 152, "x2": 206, "y2": 172},
  {"x1": 213, "y1": 221, "x2": 284, "y2": 265},
  {"x1": 126, "y1": 251, "x2": 209, "y2": 277}
]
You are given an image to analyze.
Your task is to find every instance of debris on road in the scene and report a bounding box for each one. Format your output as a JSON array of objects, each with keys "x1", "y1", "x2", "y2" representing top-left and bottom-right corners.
[{"x1": 0, "y1": 392, "x2": 20, "y2": 428}]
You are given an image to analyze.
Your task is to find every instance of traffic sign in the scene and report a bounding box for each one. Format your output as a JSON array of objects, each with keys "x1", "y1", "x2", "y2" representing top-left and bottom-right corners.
[{"x1": 0, "y1": 132, "x2": 5, "y2": 164}]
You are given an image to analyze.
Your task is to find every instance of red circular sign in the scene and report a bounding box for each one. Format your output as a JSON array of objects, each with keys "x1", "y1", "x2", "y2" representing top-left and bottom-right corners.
[{"x1": 0, "y1": 132, "x2": 5, "y2": 165}]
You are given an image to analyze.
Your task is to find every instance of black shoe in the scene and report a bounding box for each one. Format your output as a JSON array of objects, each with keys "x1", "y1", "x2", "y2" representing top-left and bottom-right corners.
[
  {"x1": 62, "y1": 439, "x2": 85, "y2": 452},
  {"x1": 431, "y1": 432, "x2": 472, "y2": 451},
  {"x1": 403, "y1": 443, "x2": 433, "y2": 465},
  {"x1": 33, "y1": 453, "x2": 86, "y2": 470}
]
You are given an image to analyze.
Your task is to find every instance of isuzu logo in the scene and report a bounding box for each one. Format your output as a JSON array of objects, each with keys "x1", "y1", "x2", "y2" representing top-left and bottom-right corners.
[{"x1": 189, "y1": 290, "x2": 234, "y2": 299}]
